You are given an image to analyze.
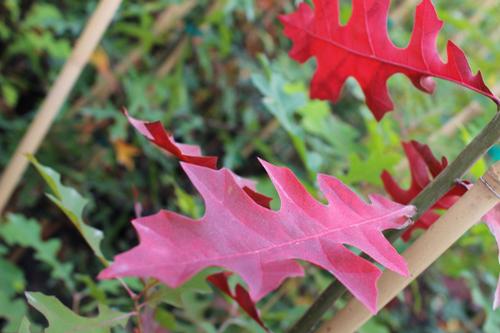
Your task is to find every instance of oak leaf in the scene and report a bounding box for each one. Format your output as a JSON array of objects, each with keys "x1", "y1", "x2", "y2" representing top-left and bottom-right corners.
[
  {"x1": 207, "y1": 272, "x2": 268, "y2": 330},
  {"x1": 280, "y1": 0, "x2": 499, "y2": 120},
  {"x1": 25, "y1": 292, "x2": 127, "y2": 333},
  {"x1": 381, "y1": 141, "x2": 467, "y2": 241},
  {"x1": 100, "y1": 157, "x2": 414, "y2": 312}
]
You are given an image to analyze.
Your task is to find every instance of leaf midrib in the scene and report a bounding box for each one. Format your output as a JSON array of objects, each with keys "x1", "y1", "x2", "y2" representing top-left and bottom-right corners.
[
  {"x1": 136, "y1": 202, "x2": 411, "y2": 268},
  {"x1": 285, "y1": 21, "x2": 491, "y2": 99}
]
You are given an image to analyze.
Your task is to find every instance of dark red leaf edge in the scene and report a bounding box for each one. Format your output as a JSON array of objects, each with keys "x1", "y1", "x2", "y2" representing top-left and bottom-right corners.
[
  {"x1": 381, "y1": 140, "x2": 468, "y2": 241},
  {"x1": 382, "y1": 140, "x2": 500, "y2": 308},
  {"x1": 122, "y1": 108, "x2": 272, "y2": 209},
  {"x1": 207, "y1": 272, "x2": 269, "y2": 331}
]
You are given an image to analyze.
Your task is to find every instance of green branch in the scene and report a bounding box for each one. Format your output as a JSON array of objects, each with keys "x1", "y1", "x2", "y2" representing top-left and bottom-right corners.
[{"x1": 287, "y1": 111, "x2": 500, "y2": 333}]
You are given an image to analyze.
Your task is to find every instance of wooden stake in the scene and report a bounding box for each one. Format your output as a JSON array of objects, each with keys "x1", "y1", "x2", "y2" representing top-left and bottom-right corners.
[
  {"x1": 0, "y1": 0, "x2": 122, "y2": 215},
  {"x1": 317, "y1": 162, "x2": 500, "y2": 333},
  {"x1": 157, "y1": 37, "x2": 189, "y2": 78}
]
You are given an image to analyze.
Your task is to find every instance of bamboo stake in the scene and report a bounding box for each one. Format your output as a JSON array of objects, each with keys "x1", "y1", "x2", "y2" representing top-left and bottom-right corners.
[
  {"x1": 0, "y1": 0, "x2": 122, "y2": 215},
  {"x1": 69, "y1": 0, "x2": 196, "y2": 114},
  {"x1": 318, "y1": 162, "x2": 500, "y2": 333},
  {"x1": 287, "y1": 111, "x2": 500, "y2": 333},
  {"x1": 71, "y1": 0, "x2": 219, "y2": 117},
  {"x1": 156, "y1": 37, "x2": 189, "y2": 78}
]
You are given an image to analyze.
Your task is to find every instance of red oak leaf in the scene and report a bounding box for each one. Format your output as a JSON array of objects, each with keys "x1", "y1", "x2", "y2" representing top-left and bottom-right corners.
[
  {"x1": 123, "y1": 109, "x2": 272, "y2": 209},
  {"x1": 123, "y1": 108, "x2": 217, "y2": 168},
  {"x1": 100, "y1": 157, "x2": 414, "y2": 313},
  {"x1": 207, "y1": 272, "x2": 268, "y2": 330},
  {"x1": 280, "y1": 0, "x2": 499, "y2": 120},
  {"x1": 381, "y1": 140, "x2": 467, "y2": 241}
]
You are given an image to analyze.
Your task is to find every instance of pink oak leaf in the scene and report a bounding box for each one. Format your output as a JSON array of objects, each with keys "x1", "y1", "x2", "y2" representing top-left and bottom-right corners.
[{"x1": 100, "y1": 158, "x2": 414, "y2": 313}]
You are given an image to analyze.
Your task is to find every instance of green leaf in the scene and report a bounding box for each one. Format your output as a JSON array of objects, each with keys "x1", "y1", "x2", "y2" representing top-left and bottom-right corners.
[
  {"x1": 0, "y1": 258, "x2": 27, "y2": 331},
  {"x1": 359, "y1": 317, "x2": 390, "y2": 333},
  {"x1": 297, "y1": 99, "x2": 359, "y2": 157},
  {"x1": 0, "y1": 257, "x2": 25, "y2": 296},
  {"x1": 340, "y1": 152, "x2": 400, "y2": 186},
  {"x1": 466, "y1": 272, "x2": 500, "y2": 333},
  {"x1": 340, "y1": 111, "x2": 401, "y2": 186},
  {"x1": 175, "y1": 185, "x2": 202, "y2": 219},
  {"x1": 0, "y1": 213, "x2": 74, "y2": 288},
  {"x1": 26, "y1": 292, "x2": 129, "y2": 333},
  {"x1": 23, "y1": 4, "x2": 62, "y2": 29},
  {"x1": 1, "y1": 82, "x2": 18, "y2": 107},
  {"x1": 252, "y1": 61, "x2": 320, "y2": 179},
  {"x1": 28, "y1": 155, "x2": 107, "y2": 263},
  {"x1": 77, "y1": 275, "x2": 143, "y2": 300},
  {"x1": 154, "y1": 308, "x2": 176, "y2": 330},
  {"x1": 251, "y1": 71, "x2": 306, "y2": 137},
  {"x1": 17, "y1": 317, "x2": 33, "y2": 333},
  {"x1": 148, "y1": 269, "x2": 215, "y2": 308},
  {"x1": 0, "y1": 298, "x2": 27, "y2": 332}
]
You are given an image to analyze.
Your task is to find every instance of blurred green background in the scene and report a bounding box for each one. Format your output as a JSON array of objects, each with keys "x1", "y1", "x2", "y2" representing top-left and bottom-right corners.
[{"x1": 0, "y1": 0, "x2": 499, "y2": 331}]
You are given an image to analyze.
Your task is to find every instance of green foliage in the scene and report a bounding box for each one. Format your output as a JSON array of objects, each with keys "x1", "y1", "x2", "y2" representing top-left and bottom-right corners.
[
  {"x1": 297, "y1": 99, "x2": 359, "y2": 159},
  {"x1": 26, "y1": 292, "x2": 128, "y2": 333},
  {"x1": 252, "y1": 57, "x2": 311, "y2": 177},
  {"x1": 252, "y1": 56, "x2": 361, "y2": 182},
  {"x1": 148, "y1": 270, "x2": 214, "y2": 308},
  {"x1": 29, "y1": 155, "x2": 107, "y2": 263},
  {"x1": 18, "y1": 318, "x2": 33, "y2": 333},
  {"x1": 0, "y1": 2, "x2": 71, "y2": 107},
  {"x1": 0, "y1": 213, "x2": 73, "y2": 331},
  {"x1": 340, "y1": 110, "x2": 401, "y2": 186},
  {"x1": 0, "y1": 214, "x2": 73, "y2": 288},
  {"x1": 0, "y1": 0, "x2": 498, "y2": 331},
  {"x1": 0, "y1": 257, "x2": 27, "y2": 331}
]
